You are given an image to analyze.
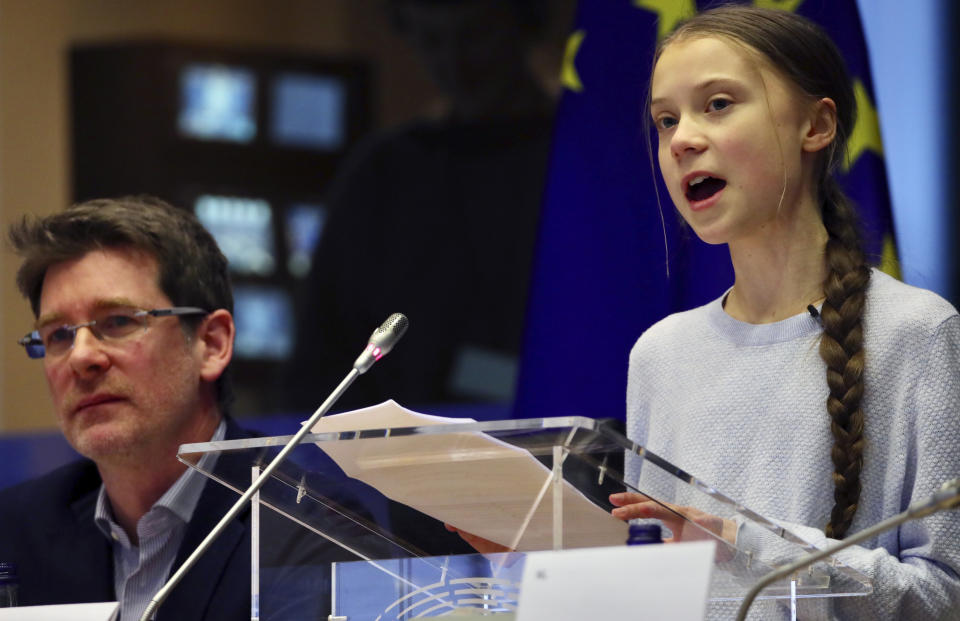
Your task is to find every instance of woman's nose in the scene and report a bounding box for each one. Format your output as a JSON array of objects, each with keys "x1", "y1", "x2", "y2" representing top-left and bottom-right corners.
[{"x1": 670, "y1": 118, "x2": 708, "y2": 160}]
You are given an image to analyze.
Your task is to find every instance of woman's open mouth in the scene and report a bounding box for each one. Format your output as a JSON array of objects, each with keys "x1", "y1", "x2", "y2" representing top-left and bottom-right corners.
[{"x1": 685, "y1": 175, "x2": 727, "y2": 202}]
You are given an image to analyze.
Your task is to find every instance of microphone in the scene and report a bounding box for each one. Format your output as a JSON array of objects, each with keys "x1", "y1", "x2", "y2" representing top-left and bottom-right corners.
[
  {"x1": 735, "y1": 478, "x2": 960, "y2": 621},
  {"x1": 140, "y1": 314, "x2": 409, "y2": 621},
  {"x1": 353, "y1": 313, "x2": 409, "y2": 373}
]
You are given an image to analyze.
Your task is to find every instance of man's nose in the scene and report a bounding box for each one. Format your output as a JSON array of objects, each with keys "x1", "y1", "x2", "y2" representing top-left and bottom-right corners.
[{"x1": 67, "y1": 326, "x2": 111, "y2": 377}]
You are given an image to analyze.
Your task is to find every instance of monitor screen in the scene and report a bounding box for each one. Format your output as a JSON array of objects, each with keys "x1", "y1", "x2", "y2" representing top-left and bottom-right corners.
[
  {"x1": 233, "y1": 285, "x2": 295, "y2": 360},
  {"x1": 284, "y1": 203, "x2": 327, "y2": 277},
  {"x1": 179, "y1": 64, "x2": 257, "y2": 143},
  {"x1": 270, "y1": 73, "x2": 346, "y2": 150},
  {"x1": 194, "y1": 194, "x2": 276, "y2": 276}
]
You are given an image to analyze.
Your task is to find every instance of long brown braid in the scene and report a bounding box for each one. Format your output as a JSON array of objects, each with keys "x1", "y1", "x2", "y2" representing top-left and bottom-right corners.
[
  {"x1": 819, "y1": 180, "x2": 870, "y2": 539},
  {"x1": 659, "y1": 6, "x2": 870, "y2": 538}
]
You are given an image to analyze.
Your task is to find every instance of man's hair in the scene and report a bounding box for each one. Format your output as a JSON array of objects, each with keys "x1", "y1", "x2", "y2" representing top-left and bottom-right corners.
[{"x1": 9, "y1": 195, "x2": 235, "y2": 413}]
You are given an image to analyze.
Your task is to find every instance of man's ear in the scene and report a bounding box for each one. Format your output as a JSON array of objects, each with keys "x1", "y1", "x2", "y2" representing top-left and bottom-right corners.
[
  {"x1": 802, "y1": 97, "x2": 838, "y2": 153},
  {"x1": 195, "y1": 309, "x2": 234, "y2": 383}
]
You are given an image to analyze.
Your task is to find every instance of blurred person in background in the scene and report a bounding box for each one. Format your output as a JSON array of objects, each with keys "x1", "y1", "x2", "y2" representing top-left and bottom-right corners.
[{"x1": 285, "y1": 0, "x2": 566, "y2": 412}]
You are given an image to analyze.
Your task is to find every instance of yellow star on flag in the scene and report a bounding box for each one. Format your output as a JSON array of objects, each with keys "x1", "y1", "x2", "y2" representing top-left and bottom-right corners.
[
  {"x1": 753, "y1": 0, "x2": 805, "y2": 12},
  {"x1": 844, "y1": 79, "x2": 884, "y2": 171},
  {"x1": 634, "y1": 0, "x2": 697, "y2": 41},
  {"x1": 561, "y1": 30, "x2": 585, "y2": 93}
]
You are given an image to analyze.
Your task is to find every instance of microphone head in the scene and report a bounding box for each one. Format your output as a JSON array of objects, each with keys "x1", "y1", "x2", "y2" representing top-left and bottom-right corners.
[
  {"x1": 937, "y1": 478, "x2": 960, "y2": 510},
  {"x1": 353, "y1": 313, "x2": 409, "y2": 373},
  {"x1": 910, "y1": 478, "x2": 960, "y2": 519},
  {"x1": 370, "y1": 313, "x2": 409, "y2": 348}
]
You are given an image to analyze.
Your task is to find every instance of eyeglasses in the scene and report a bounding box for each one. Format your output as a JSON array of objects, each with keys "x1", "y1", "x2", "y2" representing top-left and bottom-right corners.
[{"x1": 18, "y1": 307, "x2": 209, "y2": 359}]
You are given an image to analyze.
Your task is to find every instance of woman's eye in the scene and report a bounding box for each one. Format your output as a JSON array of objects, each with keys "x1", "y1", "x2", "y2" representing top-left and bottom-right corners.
[
  {"x1": 656, "y1": 116, "x2": 678, "y2": 130},
  {"x1": 708, "y1": 98, "x2": 731, "y2": 112}
]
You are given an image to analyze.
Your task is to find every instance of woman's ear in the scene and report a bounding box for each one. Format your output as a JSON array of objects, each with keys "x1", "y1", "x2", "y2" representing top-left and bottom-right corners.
[
  {"x1": 802, "y1": 97, "x2": 838, "y2": 153},
  {"x1": 195, "y1": 309, "x2": 235, "y2": 383}
]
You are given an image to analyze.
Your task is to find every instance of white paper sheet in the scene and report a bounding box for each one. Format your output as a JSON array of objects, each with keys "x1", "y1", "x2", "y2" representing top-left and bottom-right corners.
[
  {"x1": 517, "y1": 542, "x2": 715, "y2": 620},
  {"x1": 0, "y1": 602, "x2": 117, "y2": 620},
  {"x1": 310, "y1": 400, "x2": 628, "y2": 551}
]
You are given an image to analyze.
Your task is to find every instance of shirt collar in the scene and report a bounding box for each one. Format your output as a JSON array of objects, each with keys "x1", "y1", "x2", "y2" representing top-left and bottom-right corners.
[{"x1": 94, "y1": 419, "x2": 228, "y2": 542}]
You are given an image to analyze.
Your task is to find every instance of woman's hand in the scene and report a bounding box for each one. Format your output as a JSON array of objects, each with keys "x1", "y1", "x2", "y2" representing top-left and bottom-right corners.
[
  {"x1": 444, "y1": 523, "x2": 513, "y2": 554},
  {"x1": 609, "y1": 492, "x2": 737, "y2": 545}
]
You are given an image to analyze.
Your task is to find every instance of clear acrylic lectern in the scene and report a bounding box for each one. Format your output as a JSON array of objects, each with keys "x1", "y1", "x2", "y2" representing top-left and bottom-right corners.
[{"x1": 178, "y1": 410, "x2": 871, "y2": 620}]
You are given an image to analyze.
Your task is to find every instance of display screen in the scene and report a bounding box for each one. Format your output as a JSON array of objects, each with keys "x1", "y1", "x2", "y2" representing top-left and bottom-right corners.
[
  {"x1": 284, "y1": 203, "x2": 327, "y2": 277},
  {"x1": 233, "y1": 285, "x2": 295, "y2": 360},
  {"x1": 179, "y1": 64, "x2": 257, "y2": 143},
  {"x1": 270, "y1": 73, "x2": 346, "y2": 150},
  {"x1": 195, "y1": 194, "x2": 276, "y2": 276}
]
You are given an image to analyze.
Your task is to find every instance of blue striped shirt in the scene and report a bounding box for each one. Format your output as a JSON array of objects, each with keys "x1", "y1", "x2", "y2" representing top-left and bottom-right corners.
[{"x1": 94, "y1": 420, "x2": 227, "y2": 621}]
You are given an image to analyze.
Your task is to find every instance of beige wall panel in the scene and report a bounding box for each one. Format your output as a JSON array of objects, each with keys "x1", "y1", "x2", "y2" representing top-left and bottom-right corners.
[{"x1": 0, "y1": 0, "x2": 351, "y2": 431}]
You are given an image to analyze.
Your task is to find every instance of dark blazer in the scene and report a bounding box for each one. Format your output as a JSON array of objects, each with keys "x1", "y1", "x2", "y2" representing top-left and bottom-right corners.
[
  {"x1": 0, "y1": 418, "x2": 472, "y2": 619},
  {"x1": 0, "y1": 419, "x2": 321, "y2": 620}
]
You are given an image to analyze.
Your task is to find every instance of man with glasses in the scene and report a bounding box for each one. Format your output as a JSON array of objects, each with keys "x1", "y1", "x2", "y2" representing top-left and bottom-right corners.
[{"x1": 0, "y1": 196, "x2": 307, "y2": 620}]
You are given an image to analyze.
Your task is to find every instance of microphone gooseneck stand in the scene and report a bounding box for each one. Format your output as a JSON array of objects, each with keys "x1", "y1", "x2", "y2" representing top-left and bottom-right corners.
[
  {"x1": 735, "y1": 478, "x2": 960, "y2": 621},
  {"x1": 139, "y1": 313, "x2": 408, "y2": 621}
]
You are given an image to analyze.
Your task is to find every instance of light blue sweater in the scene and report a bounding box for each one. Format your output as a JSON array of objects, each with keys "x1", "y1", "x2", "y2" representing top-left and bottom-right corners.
[{"x1": 626, "y1": 270, "x2": 960, "y2": 619}]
